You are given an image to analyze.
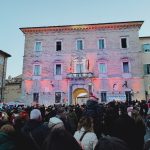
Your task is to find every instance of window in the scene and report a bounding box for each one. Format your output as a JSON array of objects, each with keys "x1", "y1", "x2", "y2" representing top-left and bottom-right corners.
[
  {"x1": 144, "y1": 64, "x2": 150, "y2": 75},
  {"x1": 76, "y1": 64, "x2": 84, "y2": 73},
  {"x1": 55, "y1": 92, "x2": 61, "y2": 103},
  {"x1": 77, "y1": 39, "x2": 83, "y2": 50},
  {"x1": 56, "y1": 41, "x2": 62, "y2": 51},
  {"x1": 34, "y1": 65, "x2": 41, "y2": 76},
  {"x1": 33, "y1": 93, "x2": 39, "y2": 103},
  {"x1": 35, "y1": 41, "x2": 42, "y2": 51},
  {"x1": 143, "y1": 44, "x2": 150, "y2": 52},
  {"x1": 99, "y1": 63, "x2": 107, "y2": 73},
  {"x1": 123, "y1": 62, "x2": 129, "y2": 73},
  {"x1": 98, "y1": 39, "x2": 105, "y2": 49},
  {"x1": 121, "y1": 38, "x2": 127, "y2": 48},
  {"x1": 56, "y1": 64, "x2": 61, "y2": 75},
  {"x1": 101, "y1": 92, "x2": 107, "y2": 102},
  {"x1": 125, "y1": 91, "x2": 132, "y2": 103}
]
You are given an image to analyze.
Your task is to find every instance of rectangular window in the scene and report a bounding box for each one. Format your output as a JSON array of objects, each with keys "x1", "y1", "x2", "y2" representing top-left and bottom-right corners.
[
  {"x1": 55, "y1": 92, "x2": 61, "y2": 103},
  {"x1": 143, "y1": 44, "x2": 150, "y2": 52},
  {"x1": 34, "y1": 65, "x2": 40, "y2": 76},
  {"x1": 77, "y1": 39, "x2": 83, "y2": 50},
  {"x1": 121, "y1": 38, "x2": 127, "y2": 48},
  {"x1": 99, "y1": 63, "x2": 106, "y2": 73},
  {"x1": 99, "y1": 39, "x2": 105, "y2": 49},
  {"x1": 76, "y1": 64, "x2": 84, "y2": 73},
  {"x1": 33, "y1": 93, "x2": 39, "y2": 103},
  {"x1": 144, "y1": 64, "x2": 150, "y2": 74},
  {"x1": 101, "y1": 92, "x2": 107, "y2": 102},
  {"x1": 123, "y1": 62, "x2": 129, "y2": 73},
  {"x1": 56, "y1": 64, "x2": 61, "y2": 75},
  {"x1": 56, "y1": 41, "x2": 62, "y2": 51},
  {"x1": 35, "y1": 41, "x2": 42, "y2": 51}
]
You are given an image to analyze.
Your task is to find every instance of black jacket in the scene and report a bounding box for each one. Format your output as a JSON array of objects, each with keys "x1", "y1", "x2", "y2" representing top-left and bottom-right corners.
[{"x1": 21, "y1": 119, "x2": 50, "y2": 150}]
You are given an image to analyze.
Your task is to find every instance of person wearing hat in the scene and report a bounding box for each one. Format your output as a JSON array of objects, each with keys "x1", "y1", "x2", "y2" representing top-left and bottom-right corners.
[
  {"x1": 21, "y1": 109, "x2": 50, "y2": 150},
  {"x1": 48, "y1": 117, "x2": 64, "y2": 129}
]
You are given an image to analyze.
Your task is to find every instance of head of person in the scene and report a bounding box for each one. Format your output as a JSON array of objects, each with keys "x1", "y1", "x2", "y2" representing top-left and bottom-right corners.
[
  {"x1": 48, "y1": 117, "x2": 64, "y2": 129},
  {"x1": 131, "y1": 109, "x2": 143, "y2": 123},
  {"x1": 94, "y1": 136, "x2": 130, "y2": 150},
  {"x1": 77, "y1": 116, "x2": 94, "y2": 132},
  {"x1": 89, "y1": 93, "x2": 99, "y2": 102},
  {"x1": 43, "y1": 128, "x2": 82, "y2": 150},
  {"x1": 30, "y1": 109, "x2": 42, "y2": 121},
  {"x1": 0, "y1": 124, "x2": 15, "y2": 135}
]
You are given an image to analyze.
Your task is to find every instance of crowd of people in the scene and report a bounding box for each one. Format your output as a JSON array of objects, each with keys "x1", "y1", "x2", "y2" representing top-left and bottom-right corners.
[{"x1": 0, "y1": 95, "x2": 150, "y2": 150}]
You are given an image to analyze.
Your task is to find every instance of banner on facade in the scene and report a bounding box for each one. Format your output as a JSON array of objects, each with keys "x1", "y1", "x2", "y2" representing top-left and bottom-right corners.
[{"x1": 107, "y1": 93, "x2": 126, "y2": 102}]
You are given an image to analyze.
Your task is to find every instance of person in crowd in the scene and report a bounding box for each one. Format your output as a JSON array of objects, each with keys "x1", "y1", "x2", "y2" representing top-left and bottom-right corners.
[
  {"x1": 94, "y1": 136, "x2": 130, "y2": 150},
  {"x1": 111, "y1": 105, "x2": 137, "y2": 150},
  {"x1": 54, "y1": 106, "x2": 72, "y2": 134},
  {"x1": 0, "y1": 124, "x2": 16, "y2": 150},
  {"x1": 21, "y1": 109, "x2": 50, "y2": 150},
  {"x1": 131, "y1": 109, "x2": 146, "y2": 150},
  {"x1": 66, "y1": 106, "x2": 78, "y2": 134},
  {"x1": 48, "y1": 116, "x2": 64, "y2": 129},
  {"x1": 83, "y1": 94, "x2": 102, "y2": 138},
  {"x1": 74, "y1": 116, "x2": 98, "y2": 150},
  {"x1": 43, "y1": 127, "x2": 82, "y2": 150},
  {"x1": 144, "y1": 139, "x2": 150, "y2": 150}
]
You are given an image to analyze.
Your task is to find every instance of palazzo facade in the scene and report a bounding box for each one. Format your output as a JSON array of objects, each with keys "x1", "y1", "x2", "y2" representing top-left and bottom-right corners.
[{"x1": 20, "y1": 21, "x2": 145, "y2": 105}]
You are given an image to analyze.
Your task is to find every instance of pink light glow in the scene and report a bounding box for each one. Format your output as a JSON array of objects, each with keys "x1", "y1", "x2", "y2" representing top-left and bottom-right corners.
[
  {"x1": 25, "y1": 80, "x2": 32, "y2": 93},
  {"x1": 40, "y1": 80, "x2": 52, "y2": 92}
]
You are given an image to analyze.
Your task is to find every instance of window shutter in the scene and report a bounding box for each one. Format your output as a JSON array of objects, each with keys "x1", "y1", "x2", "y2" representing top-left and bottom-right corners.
[{"x1": 144, "y1": 64, "x2": 147, "y2": 75}]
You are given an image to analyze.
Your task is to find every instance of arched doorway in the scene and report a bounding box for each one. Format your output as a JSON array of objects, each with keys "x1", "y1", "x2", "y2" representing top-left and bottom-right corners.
[{"x1": 73, "y1": 88, "x2": 89, "y2": 105}]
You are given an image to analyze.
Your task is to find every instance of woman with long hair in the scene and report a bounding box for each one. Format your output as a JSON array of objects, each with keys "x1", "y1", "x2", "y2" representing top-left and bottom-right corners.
[{"x1": 74, "y1": 116, "x2": 98, "y2": 150}]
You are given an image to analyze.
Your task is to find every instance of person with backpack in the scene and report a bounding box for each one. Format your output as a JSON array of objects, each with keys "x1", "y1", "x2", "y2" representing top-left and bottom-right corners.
[{"x1": 74, "y1": 116, "x2": 98, "y2": 150}]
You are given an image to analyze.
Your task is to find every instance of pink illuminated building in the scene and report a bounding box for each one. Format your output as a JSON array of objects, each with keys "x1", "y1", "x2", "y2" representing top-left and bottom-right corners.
[{"x1": 20, "y1": 21, "x2": 145, "y2": 105}]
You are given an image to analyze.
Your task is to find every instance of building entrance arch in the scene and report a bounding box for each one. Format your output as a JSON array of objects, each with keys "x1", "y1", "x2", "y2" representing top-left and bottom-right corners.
[{"x1": 73, "y1": 88, "x2": 89, "y2": 105}]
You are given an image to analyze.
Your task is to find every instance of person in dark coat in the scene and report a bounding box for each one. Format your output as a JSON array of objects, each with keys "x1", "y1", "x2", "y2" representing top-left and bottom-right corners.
[
  {"x1": 21, "y1": 109, "x2": 50, "y2": 150},
  {"x1": 43, "y1": 127, "x2": 82, "y2": 150},
  {"x1": 131, "y1": 109, "x2": 146, "y2": 150},
  {"x1": 94, "y1": 136, "x2": 130, "y2": 150},
  {"x1": 111, "y1": 106, "x2": 137, "y2": 150},
  {"x1": 83, "y1": 94, "x2": 102, "y2": 139},
  {"x1": 0, "y1": 124, "x2": 16, "y2": 150}
]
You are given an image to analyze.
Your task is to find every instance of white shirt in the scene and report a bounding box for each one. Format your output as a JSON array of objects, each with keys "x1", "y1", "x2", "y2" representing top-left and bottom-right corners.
[{"x1": 74, "y1": 127, "x2": 98, "y2": 150}]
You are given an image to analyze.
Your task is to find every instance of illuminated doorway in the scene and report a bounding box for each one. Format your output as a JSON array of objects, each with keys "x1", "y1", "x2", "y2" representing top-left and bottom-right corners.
[{"x1": 73, "y1": 88, "x2": 89, "y2": 105}]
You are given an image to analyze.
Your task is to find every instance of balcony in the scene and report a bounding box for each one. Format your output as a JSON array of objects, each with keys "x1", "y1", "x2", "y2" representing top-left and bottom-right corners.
[{"x1": 66, "y1": 72, "x2": 94, "y2": 79}]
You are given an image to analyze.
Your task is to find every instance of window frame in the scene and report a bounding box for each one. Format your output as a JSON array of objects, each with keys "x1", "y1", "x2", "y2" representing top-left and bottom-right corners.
[
  {"x1": 54, "y1": 64, "x2": 62, "y2": 75},
  {"x1": 33, "y1": 92, "x2": 39, "y2": 103},
  {"x1": 101, "y1": 91, "x2": 107, "y2": 102},
  {"x1": 143, "y1": 44, "x2": 150, "y2": 52},
  {"x1": 98, "y1": 38, "x2": 106, "y2": 49},
  {"x1": 34, "y1": 41, "x2": 42, "y2": 52},
  {"x1": 144, "y1": 64, "x2": 150, "y2": 75},
  {"x1": 56, "y1": 40, "x2": 62, "y2": 51},
  {"x1": 76, "y1": 39, "x2": 84, "y2": 50},
  {"x1": 99, "y1": 63, "x2": 107, "y2": 74},
  {"x1": 122, "y1": 61, "x2": 130, "y2": 73},
  {"x1": 120, "y1": 37, "x2": 128, "y2": 49},
  {"x1": 55, "y1": 91, "x2": 62, "y2": 103},
  {"x1": 33, "y1": 64, "x2": 41, "y2": 76}
]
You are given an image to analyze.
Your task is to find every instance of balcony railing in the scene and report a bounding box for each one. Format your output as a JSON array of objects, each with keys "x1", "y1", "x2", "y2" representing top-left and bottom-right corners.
[{"x1": 66, "y1": 72, "x2": 94, "y2": 79}]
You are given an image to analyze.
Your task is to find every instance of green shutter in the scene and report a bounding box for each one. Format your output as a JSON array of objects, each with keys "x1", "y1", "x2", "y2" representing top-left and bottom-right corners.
[{"x1": 144, "y1": 64, "x2": 147, "y2": 75}]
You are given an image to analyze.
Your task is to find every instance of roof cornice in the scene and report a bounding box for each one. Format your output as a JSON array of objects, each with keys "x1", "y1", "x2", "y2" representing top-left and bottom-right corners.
[{"x1": 20, "y1": 21, "x2": 144, "y2": 34}]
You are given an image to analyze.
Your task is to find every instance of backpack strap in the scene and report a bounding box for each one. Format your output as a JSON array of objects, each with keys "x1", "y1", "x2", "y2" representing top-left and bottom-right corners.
[{"x1": 79, "y1": 131, "x2": 88, "y2": 142}]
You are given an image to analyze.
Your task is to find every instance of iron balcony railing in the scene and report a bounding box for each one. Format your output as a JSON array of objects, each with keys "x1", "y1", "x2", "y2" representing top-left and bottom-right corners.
[{"x1": 66, "y1": 72, "x2": 94, "y2": 79}]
